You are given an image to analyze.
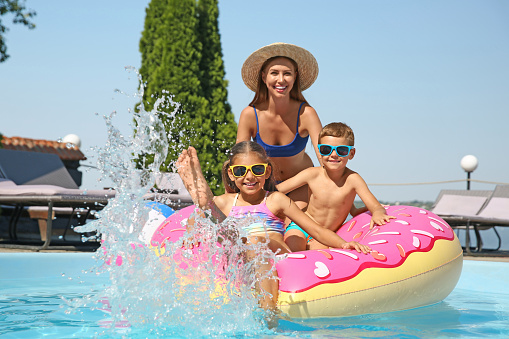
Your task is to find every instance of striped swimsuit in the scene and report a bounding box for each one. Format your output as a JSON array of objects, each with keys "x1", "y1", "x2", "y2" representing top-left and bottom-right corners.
[{"x1": 228, "y1": 192, "x2": 285, "y2": 235}]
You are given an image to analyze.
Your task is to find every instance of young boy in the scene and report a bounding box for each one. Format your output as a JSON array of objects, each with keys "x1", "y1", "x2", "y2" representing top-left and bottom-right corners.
[{"x1": 277, "y1": 122, "x2": 395, "y2": 252}]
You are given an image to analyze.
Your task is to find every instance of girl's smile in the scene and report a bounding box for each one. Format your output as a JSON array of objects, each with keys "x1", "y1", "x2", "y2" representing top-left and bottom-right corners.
[{"x1": 243, "y1": 181, "x2": 258, "y2": 189}]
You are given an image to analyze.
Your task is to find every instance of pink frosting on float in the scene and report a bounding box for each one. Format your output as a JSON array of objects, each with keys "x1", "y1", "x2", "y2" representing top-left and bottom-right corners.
[
  {"x1": 276, "y1": 205, "x2": 455, "y2": 293},
  {"x1": 150, "y1": 205, "x2": 225, "y2": 271},
  {"x1": 148, "y1": 205, "x2": 455, "y2": 295}
]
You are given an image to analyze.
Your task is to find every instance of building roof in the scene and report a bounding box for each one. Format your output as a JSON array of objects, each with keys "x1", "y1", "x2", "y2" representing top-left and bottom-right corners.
[{"x1": 0, "y1": 136, "x2": 86, "y2": 161}]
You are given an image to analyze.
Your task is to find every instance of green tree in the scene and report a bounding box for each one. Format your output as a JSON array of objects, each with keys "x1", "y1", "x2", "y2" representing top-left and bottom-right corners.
[
  {"x1": 196, "y1": 0, "x2": 237, "y2": 193},
  {"x1": 139, "y1": 0, "x2": 205, "y2": 168},
  {"x1": 0, "y1": 0, "x2": 36, "y2": 63},
  {"x1": 139, "y1": 0, "x2": 237, "y2": 195}
]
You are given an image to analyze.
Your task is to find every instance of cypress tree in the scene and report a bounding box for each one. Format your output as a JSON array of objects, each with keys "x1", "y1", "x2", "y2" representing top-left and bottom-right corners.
[
  {"x1": 138, "y1": 0, "x2": 204, "y2": 178},
  {"x1": 196, "y1": 0, "x2": 237, "y2": 193},
  {"x1": 139, "y1": 0, "x2": 237, "y2": 195}
]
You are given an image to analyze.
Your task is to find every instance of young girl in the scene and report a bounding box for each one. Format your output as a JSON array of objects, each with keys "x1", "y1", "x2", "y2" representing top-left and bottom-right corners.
[{"x1": 176, "y1": 141, "x2": 370, "y2": 311}]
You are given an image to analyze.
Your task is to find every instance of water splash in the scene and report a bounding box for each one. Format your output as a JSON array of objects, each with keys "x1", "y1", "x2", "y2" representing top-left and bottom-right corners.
[{"x1": 72, "y1": 68, "x2": 279, "y2": 337}]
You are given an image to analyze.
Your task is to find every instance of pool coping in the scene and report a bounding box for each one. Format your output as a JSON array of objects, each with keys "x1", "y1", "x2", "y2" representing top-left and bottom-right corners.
[{"x1": 463, "y1": 255, "x2": 509, "y2": 262}]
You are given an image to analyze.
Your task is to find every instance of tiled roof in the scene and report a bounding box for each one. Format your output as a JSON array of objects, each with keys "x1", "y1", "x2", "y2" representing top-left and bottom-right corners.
[{"x1": 1, "y1": 136, "x2": 86, "y2": 161}]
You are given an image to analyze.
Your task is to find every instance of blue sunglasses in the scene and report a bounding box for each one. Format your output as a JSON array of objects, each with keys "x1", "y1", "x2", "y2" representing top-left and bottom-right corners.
[{"x1": 318, "y1": 144, "x2": 354, "y2": 157}]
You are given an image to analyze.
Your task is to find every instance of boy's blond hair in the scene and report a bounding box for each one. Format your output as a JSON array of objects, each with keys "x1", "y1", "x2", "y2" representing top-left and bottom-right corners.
[{"x1": 318, "y1": 122, "x2": 355, "y2": 146}]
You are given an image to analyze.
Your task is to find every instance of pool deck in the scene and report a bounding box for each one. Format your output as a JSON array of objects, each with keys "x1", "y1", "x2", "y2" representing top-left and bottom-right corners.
[{"x1": 463, "y1": 253, "x2": 509, "y2": 262}]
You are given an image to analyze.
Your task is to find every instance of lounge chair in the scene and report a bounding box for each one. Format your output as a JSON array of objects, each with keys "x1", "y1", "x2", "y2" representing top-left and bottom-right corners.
[
  {"x1": 0, "y1": 149, "x2": 115, "y2": 250},
  {"x1": 464, "y1": 185, "x2": 509, "y2": 251},
  {"x1": 0, "y1": 178, "x2": 114, "y2": 246},
  {"x1": 431, "y1": 189, "x2": 492, "y2": 254},
  {"x1": 431, "y1": 186, "x2": 509, "y2": 253},
  {"x1": 0, "y1": 149, "x2": 192, "y2": 250}
]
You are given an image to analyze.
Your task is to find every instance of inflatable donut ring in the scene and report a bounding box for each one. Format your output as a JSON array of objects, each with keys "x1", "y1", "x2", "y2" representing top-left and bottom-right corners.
[
  {"x1": 149, "y1": 205, "x2": 463, "y2": 318},
  {"x1": 276, "y1": 205, "x2": 463, "y2": 318}
]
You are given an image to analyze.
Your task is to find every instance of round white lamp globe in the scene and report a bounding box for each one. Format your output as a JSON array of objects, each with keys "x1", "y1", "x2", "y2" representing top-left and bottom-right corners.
[
  {"x1": 62, "y1": 134, "x2": 81, "y2": 148},
  {"x1": 460, "y1": 155, "x2": 478, "y2": 173}
]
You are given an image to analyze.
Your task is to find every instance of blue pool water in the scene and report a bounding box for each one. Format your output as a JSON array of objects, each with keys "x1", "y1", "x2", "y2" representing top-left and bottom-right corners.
[{"x1": 0, "y1": 253, "x2": 508, "y2": 338}]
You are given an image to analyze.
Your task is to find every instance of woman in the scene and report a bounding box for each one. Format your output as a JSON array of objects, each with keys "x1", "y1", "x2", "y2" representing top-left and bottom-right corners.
[{"x1": 237, "y1": 42, "x2": 322, "y2": 210}]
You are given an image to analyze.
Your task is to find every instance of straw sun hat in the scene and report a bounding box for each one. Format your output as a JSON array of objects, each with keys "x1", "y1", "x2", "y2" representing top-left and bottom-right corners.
[{"x1": 241, "y1": 42, "x2": 319, "y2": 92}]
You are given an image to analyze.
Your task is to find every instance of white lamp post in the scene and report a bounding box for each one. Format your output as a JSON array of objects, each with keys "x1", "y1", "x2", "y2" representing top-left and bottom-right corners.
[
  {"x1": 460, "y1": 155, "x2": 478, "y2": 190},
  {"x1": 62, "y1": 134, "x2": 81, "y2": 149}
]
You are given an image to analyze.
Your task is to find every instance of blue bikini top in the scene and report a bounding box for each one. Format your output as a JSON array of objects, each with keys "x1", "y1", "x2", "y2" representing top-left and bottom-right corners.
[{"x1": 253, "y1": 102, "x2": 309, "y2": 158}]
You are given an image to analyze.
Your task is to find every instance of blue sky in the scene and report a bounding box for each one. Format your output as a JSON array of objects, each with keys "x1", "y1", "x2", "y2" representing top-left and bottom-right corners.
[{"x1": 1, "y1": 0, "x2": 508, "y2": 202}]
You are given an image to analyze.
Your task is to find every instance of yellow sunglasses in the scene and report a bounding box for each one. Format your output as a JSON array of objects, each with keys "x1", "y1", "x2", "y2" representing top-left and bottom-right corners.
[{"x1": 229, "y1": 163, "x2": 268, "y2": 178}]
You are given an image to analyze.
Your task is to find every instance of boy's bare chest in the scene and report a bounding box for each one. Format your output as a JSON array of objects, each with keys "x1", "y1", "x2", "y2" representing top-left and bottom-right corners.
[{"x1": 310, "y1": 179, "x2": 355, "y2": 207}]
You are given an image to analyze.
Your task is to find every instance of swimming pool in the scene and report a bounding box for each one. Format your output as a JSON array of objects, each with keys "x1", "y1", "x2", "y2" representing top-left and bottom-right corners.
[{"x1": 0, "y1": 253, "x2": 508, "y2": 338}]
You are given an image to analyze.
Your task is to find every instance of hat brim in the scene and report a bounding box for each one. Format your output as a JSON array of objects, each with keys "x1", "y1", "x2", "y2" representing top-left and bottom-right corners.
[{"x1": 241, "y1": 42, "x2": 319, "y2": 92}]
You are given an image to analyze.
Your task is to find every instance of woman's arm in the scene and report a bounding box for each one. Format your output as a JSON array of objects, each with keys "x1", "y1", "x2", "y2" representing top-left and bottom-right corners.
[
  {"x1": 236, "y1": 107, "x2": 257, "y2": 143},
  {"x1": 300, "y1": 105, "x2": 323, "y2": 165}
]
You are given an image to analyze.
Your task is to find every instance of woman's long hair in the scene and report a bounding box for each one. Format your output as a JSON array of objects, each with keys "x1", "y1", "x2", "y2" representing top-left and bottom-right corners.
[
  {"x1": 222, "y1": 141, "x2": 278, "y2": 193},
  {"x1": 249, "y1": 56, "x2": 307, "y2": 107}
]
